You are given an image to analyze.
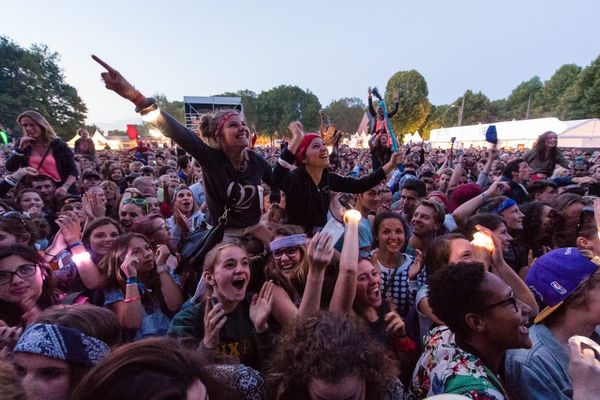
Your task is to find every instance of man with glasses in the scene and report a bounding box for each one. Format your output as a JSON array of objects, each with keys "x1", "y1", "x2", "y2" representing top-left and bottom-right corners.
[
  {"x1": 410, "y1": 262, "x2": 532, "y2": 399},
  {"x1": 505, "y1": 247, "x2": 600, "y2": 400}
]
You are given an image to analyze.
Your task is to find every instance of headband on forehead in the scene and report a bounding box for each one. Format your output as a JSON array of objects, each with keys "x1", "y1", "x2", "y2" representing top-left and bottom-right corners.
[
  {"x1": 269, "y1": 234, "x2": 307, "y2": 252},
  {"x1": 493, "y1": 198, "x2": 517, "y2": 214},
  {"x1": 214, "y1": 111, "x2": 240, "y2": 137},
  {"x1": 14, "y1": 323, "x2": 110, "y2": 366}
]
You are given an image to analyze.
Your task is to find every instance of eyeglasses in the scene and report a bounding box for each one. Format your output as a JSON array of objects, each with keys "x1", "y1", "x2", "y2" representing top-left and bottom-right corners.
[
  {"x1": 0, "y1": 211, "x2": 30, "y2": 229},
  {"x1": 149, "y1": 222, "x2": 168, "y2": 236},
  {"x1": 480, "y1": 292, "x2": 519, "y2": 313},
  {"x1": 272, "y1": 247, "x2": 300, "y2": 259},
  {"x1": 123, "y1": 197, "x2": 149, "y2": 213},
  {"x1": 0, "y1": 264, "x2": 39, "y2": 286}
]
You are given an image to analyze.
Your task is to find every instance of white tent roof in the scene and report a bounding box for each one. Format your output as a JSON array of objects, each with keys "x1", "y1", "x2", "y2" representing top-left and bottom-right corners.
[
  {"x1": 430, "y1": 117, "x2": 576, "y2": 148},
  {"x1": 557, "y1": 119, "x2": 600, "y2": 148},
  {"x1": 412, "y1": 131, "x2": 423, "y2": 142}
]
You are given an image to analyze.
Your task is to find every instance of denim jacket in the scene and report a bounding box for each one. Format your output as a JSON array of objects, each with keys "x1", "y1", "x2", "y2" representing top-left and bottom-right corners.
[{"x1": 504, "y1": 324, "x2": 573, "y2": 400}]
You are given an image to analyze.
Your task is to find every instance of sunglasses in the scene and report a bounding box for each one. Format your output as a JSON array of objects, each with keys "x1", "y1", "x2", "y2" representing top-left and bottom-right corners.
[{"x1": 123, "y1": 197, "x2": 149, "y2": 213}]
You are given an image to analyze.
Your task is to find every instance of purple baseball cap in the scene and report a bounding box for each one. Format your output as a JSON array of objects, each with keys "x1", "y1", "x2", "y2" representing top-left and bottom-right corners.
[{"x1": 526, "y1": 247, "x2": 599, "y2": 324}]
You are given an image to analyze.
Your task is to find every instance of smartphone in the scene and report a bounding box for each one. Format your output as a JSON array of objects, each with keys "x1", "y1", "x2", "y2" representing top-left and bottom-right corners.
[
  {"x1": 451, "y1": 137, "x2": 456, "y2": 143},
  {"x1": 320, "y1": 217, "x2": 345, "y2": 245}
]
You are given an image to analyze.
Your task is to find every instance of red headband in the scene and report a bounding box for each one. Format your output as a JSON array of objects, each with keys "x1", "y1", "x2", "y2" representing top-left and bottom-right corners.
[
  {"x1": 296, "y1": 133, "x2": 321, "y2": 162},
  {"x1": 214, "y1": 111, "x2": 239, "y2": 136}
]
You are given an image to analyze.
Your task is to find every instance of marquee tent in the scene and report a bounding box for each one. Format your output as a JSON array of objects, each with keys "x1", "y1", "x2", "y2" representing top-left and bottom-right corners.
[
  {"x1": 429, "y1": 117, "x2": 600, "y2": 149},
  {"x1": 556, "y1": 118, "x2": 600, "y2": 148}
]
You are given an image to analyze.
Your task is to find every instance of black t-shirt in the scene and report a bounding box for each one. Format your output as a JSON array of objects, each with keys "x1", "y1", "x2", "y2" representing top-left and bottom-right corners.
[
  {"x1": 167, "y1": 293, "x2": 271, "y2": 370},
  {"x1": 155, "y1": 111, "x2": 275, "y2": 228}
]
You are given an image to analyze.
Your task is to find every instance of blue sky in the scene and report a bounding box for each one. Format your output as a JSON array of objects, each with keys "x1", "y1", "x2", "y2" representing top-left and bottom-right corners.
[{"x1": 3, "y1": 0, "x2": 599, "y2": 130}]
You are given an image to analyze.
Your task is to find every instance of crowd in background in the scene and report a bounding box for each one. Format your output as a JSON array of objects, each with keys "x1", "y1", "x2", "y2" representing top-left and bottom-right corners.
[{"x1": 0, "y1": 60, "x2": 599, "y2": 400}]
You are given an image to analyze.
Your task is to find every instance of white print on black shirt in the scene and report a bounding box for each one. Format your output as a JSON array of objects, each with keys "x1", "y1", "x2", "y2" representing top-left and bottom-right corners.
[{"x1": 227, "y1": 182, "x2": 256, "y2": 210}]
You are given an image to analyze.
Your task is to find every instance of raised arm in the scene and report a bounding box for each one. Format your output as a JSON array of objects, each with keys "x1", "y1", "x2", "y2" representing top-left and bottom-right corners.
[
  {"x1": 478, "y1": 225, "x2": 539, "y2": 317},
  {"x1": 298, "y1": 232, "x2": 334, "y2": 319},
  {"x1": 452, "y1": 180, "x2": 508, "y2": 229},
  {"x1": 92, "y1": 55, "x2": 211, "y2": 162},
  {"x1": 329, "y1": 211, "x2": 360, "y2": 314}
]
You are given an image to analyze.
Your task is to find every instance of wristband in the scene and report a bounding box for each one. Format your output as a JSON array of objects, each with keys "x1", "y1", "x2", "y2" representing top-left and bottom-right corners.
[
  {"x1": 124, "y1": 295, "x2": 142, "y2": 303},
  {"x1": 126, "y1": 276, "x2": 139, "y2": 285},
  {"x1": 481, "y1": 192, "x2": 488, "y2": 206},
  {"x1": 156, "y1": 264, "x2": 168, "y2": 274},
  {"x1": 66, "y1": 241, "x2": 83, "y2": 251}
]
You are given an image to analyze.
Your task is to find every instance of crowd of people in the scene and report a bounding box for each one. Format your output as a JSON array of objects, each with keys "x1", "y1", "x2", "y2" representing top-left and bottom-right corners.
[{"x1": 0, "y1": 56, "x2": 599, "y2": 400}]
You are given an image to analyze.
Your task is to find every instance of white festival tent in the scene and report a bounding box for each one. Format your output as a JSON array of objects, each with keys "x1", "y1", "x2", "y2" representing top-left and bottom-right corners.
[
  {"x1": 67, "y1": 130, "x2": 124, "y2": 150},
  {"x1": 429, "y1": 117, "x2": 600, "y2": 149}
]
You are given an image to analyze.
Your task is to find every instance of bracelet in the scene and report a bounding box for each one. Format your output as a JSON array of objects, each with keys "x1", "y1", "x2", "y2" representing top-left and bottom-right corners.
[
  {"x1": 66, "y1": 241, "x2": 83, "y2": 251},
  {"x1": 124, "y1": 295, "x2": 142, "y2": 303},
  {"x1": 126, "y1": 276, "x2": 139, "y2": 285},
  {"x1": 156, "y1": 264, "x2": 168, "y2": 274},
  {"x1": 480, "y1": 192, "x2": 488, "y2": 206}
]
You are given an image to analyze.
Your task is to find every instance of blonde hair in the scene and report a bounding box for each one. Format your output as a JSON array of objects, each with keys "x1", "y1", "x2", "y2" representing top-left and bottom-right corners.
[
  {"x1": 16, "y1": 110, "x2": 59, "y2": 142},
  {"x1": 202, "y1": 243, "x2": 245, "y2": 275}
]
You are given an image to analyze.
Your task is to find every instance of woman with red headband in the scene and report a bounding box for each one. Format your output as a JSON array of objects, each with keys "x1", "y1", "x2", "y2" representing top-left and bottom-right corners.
[
  {"x1": 272, "y1": 121, "x2": 402, "y2": 234},
  {"x1": 92, "y1": 56, "x2": 276, "y2": 244}
]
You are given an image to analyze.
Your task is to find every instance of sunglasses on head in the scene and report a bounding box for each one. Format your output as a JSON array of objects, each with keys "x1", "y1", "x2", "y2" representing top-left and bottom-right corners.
[
  {"x1": 123, "y1": 197, "x2": 149, "y2": 213},
  {"x1": 0, "y1": 211, "x2": 30, "y2": 229}
]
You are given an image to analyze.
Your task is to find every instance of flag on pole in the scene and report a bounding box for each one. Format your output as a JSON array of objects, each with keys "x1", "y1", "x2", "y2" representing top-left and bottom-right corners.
[{"x1": 126, "y1": 125, "x2": 138, "y2": 140}]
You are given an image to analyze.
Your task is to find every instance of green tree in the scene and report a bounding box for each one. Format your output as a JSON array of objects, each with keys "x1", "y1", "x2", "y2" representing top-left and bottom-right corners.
[
  {"x1": 256, "y1": 85, "x2": 321, "y2": 137},
  {"x1": 534, "y1": 64, "x2": 581, "y2": 117},
  {"x1": 500, "y1": 76, "x2": 543, "y2": 120},
  {"x1": 323, "y1": 97, "x2": 366, "y2": 133},
  {"x1": 420, "y1": 104, "x2": 449, "y2": 140},
  {"x1": 215, "y1": 90, "x2": 258, "y2": 130},
  {"x1": 153, "y1": 93, "x2": 184, "y2": 123},
  {"x1": 556, "y1": 55, "x2": 600, "y2": 120},
  {"x1": 441, "y1": 90, "x2": 495, "y2": 127},
  {"x1": 384, "y1": 70, "x2": 431, "y2": 137},
  {"x1": 0, "y1": 36, "x2": 87, "y2": 140}
]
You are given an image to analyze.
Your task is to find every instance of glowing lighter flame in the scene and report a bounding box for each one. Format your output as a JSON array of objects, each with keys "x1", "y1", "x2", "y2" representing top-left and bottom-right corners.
[
  {"x1": 141, "y1": 107, "x2": 161, "y2": 123},
  {"x1": 343, "y1": 209, "x2": 362, "y2": 224},
  {"x1": 72, "y1": 251, "x2": 92, "y2": 265},
  {"x1": 471, "y1": 231, "x2": 494, "y2": 252}
]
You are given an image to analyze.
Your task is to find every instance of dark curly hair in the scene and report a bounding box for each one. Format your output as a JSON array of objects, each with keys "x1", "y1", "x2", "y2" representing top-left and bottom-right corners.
[
  {"x1": 265, "y1": 311, "x2": 400, "y2": 400},
  {"x1": 518, "y1": 201, "x2": 552, "y2": 247},
  {"x1": 428, "y1": 262, "x2": 487, "y2": 336},
  {"x1": 531, "y1": 131, "x2": 558, "y2": 162}
]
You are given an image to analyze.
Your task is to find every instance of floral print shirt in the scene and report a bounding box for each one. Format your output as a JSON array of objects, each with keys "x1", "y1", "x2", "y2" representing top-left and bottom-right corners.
[{"x1": 409, "y1": 326, "x2": 508, "y2": 400}]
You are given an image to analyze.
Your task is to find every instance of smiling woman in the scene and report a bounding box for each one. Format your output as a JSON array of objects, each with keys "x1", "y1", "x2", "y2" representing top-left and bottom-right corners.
[
  {"x1": 92, "y1": 55, "x2": 277, "y2": 245},
  {"x1": 271, "y1": 121, "x2": 402, "y2": 234}
]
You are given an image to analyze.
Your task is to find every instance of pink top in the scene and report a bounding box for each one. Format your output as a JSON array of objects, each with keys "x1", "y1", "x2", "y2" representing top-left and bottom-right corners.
[{"x1": 29, "y1": 151, "x2": 61, "y2": 182}]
